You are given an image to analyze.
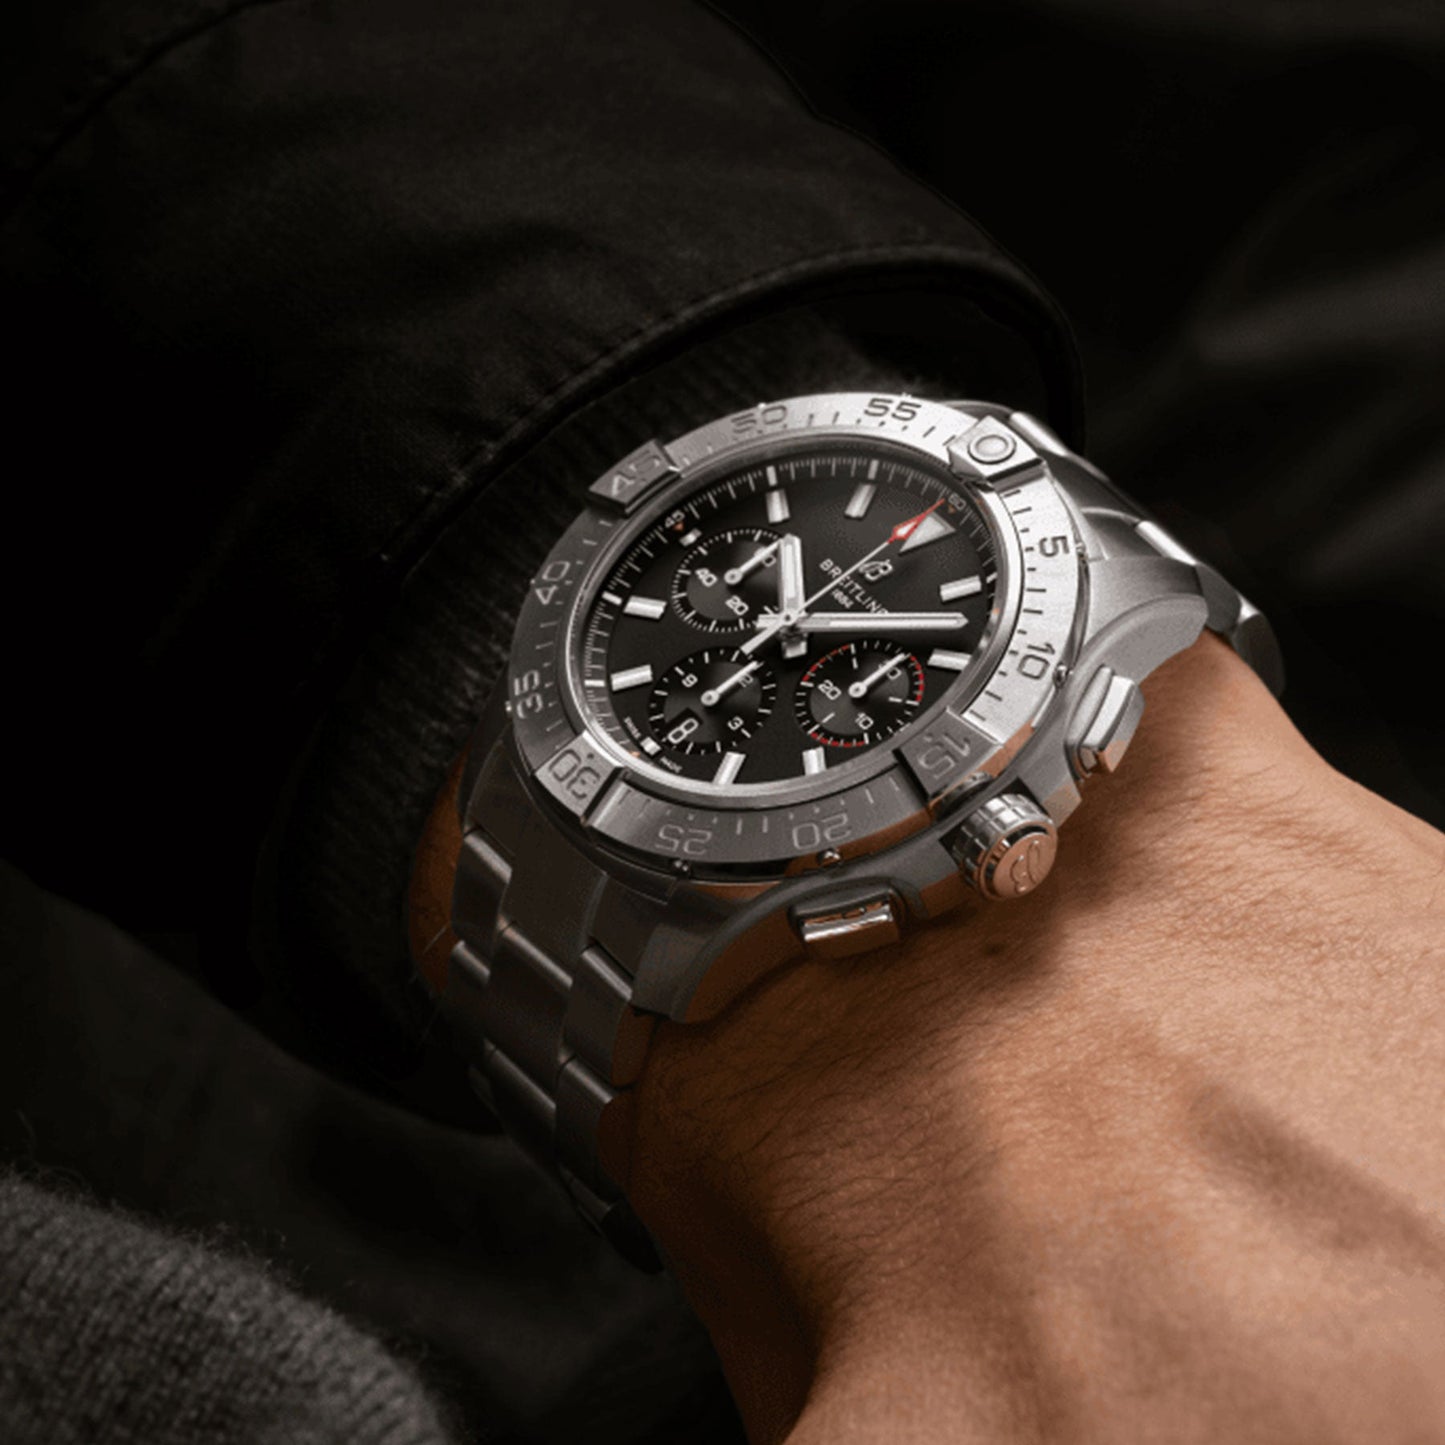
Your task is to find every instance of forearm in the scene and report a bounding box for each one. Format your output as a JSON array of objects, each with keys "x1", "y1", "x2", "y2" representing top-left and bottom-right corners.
[{"x1": 625, "y1": 637, "x2": 1445, "y2": 1443}]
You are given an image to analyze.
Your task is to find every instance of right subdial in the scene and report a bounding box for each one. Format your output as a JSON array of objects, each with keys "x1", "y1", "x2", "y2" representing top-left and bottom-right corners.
[{"x1": 795, "y1": 641, "x2": 926, "y2": 750}]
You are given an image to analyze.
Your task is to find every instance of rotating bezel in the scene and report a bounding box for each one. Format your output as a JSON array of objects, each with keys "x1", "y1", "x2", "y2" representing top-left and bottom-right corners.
[{"x1": 506, "y1": 394, "x2": 1084, "y2": 878}]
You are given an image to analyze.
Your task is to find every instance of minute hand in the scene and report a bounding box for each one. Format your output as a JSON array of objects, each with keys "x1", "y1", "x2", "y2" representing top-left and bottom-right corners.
[
  {"x1": 788, "y1": 611, "x2": 966, "y2": 634},
  {"x1": 741, "y1": 498, "x2": 946, "y2": 658}
]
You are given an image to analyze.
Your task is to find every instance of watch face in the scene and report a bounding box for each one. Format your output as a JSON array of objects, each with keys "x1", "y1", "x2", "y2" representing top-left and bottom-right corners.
[
  {"x1": 571, "y1": 446, "x2": 998, "y2": 791},
  {"x1": 509, "y1": 395, "x2": 1085, "y2": 877}
]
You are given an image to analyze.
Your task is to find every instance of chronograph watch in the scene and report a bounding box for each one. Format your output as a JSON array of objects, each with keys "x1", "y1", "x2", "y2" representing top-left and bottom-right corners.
[{"x1": 439, "y1": 393, "x2": 1283, "y2": 1264}]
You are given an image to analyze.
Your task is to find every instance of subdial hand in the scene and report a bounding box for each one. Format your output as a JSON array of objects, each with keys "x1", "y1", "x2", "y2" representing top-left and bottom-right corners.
[
  {"x1": 722, "y1": 538, "x2": 781, "y2": 587},
  {"x1": 699, "y1": 658, "x2": 761, "y2": 709},
  {"x1": 848, "y1": 652, "x2": 911, "y2": 700}
]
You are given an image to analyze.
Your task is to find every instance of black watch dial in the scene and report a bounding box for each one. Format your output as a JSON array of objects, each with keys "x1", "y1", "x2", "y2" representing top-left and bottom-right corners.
[{"x1": 574, "y1": 446, "x2": 998, "y2": 789}]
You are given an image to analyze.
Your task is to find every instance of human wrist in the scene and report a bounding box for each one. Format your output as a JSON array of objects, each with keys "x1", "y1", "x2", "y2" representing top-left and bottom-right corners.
[{"x1": 624, "y1": 635, "x2": 1445, "y2": 1443}]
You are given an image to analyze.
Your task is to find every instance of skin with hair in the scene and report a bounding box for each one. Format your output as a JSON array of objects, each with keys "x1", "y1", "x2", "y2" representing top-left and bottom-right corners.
[{"x1": 416, "y1": 636, "x2": 1445, "y2": 1444}]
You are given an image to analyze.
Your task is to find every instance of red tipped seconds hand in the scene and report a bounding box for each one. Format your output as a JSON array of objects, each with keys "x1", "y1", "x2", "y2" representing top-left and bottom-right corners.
[
  {"x1": 793, "y1": 497, "x2": 944, "y2": 613},
  {"x1": 889, "y1": 497, "x2": 944, "y2": 545}
]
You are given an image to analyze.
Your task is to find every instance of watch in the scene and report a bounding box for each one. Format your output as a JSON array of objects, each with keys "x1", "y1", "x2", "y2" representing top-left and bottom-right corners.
[{"x1": 438, "y1": 393, "x2": 1281, "y2": 1266}]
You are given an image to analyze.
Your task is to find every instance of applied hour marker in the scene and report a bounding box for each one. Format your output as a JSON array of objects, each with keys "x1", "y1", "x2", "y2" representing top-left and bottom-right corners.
[
  {"x1": 679, "y1": 527, "x2": 702, "y2": 546},
  {"x1": 939, "y1": 575, "x2": 983, "y2": 603},
  {"x1": 928, "y1": 649, "x2": 973, "y2": 673},
  {"x1": 898, "y1": 510, "x2": 957, "y2": 554},
  {"x1": 602, "y1": 591, "x2": 624, "y2": 607},
  {"x1": 623, "y1": 595, "x2": 667, "y2": 620},
  {"x1": 766, "y1": 486, "x2": 791, "y2": 525},
  {"x1": 802, "y1": 746, "x2": 827, "y2": 776},
  {"x1": 845, "y1": 481, "x2": 877, "y2": 519},
  {"x1": 609, "y1": 664, "x2": 653, "y2": 692},
  {"x1": 713, "y1": 751, "x2": 745, "y2": 787},
  {"x1": 640, "y1": 737, "x2": 662, "y2": 756},
  {"x1": 867, "y1": 458, "x2": 880, "y2": 480}
]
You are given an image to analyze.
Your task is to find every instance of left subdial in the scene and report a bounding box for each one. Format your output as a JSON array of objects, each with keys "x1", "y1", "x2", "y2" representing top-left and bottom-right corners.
[
  {"x1": 648, "y1": 648, "x2": 776, "y2": 755},
  {"x1": 671, "y1": 528, "x2": 781, "y2": 632}
]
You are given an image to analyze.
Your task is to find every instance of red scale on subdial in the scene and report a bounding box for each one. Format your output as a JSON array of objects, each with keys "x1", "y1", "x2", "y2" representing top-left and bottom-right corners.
[{"x1": 795, "y1": 641, "x2": 926, "y2": 748}]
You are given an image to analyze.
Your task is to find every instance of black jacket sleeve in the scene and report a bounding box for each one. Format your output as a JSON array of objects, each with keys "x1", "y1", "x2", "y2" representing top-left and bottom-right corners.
[{"x1": 1, "y1": 0, "x2": 1076, "y2": 953}]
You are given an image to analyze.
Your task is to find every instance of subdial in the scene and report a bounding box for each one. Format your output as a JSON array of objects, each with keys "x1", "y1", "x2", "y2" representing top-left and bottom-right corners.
[
  {"x1": 671, "y1": 527, "x2": 781, "y2": 632},
  {"x1": 795, "y1": 641, "x2": 925, "y2": 748},
  {"x1": 648, "y1": 647, "x2": 776, "y2": 754}
]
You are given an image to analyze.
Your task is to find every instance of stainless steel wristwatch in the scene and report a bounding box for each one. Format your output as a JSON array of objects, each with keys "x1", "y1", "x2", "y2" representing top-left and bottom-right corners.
[{"x1": 440, "y1": 393, "x2": 1282, "y2": 1266}]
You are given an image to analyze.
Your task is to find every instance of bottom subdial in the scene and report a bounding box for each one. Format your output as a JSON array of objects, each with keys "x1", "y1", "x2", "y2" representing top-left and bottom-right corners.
[
  {"x1": 796, "y1": 641, "x2": 925, "y2": 748},
  {"x1": 648, "y1": 647, "x2": 776, "y2": 754}
]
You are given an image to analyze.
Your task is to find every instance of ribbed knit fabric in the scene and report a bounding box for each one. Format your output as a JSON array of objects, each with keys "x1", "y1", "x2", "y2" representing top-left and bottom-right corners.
[
  {"x1": 0, "y1": 1174, "x2": 463, "y2": 1445},
  {"x1": 265, "y1": 303, "x2": 929, "y2": 1086}
]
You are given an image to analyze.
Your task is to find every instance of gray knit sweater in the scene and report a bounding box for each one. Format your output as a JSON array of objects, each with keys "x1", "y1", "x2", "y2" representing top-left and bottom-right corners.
[{"x1": 0, "y1": 1173, "x2": 461, "y2": 1445}]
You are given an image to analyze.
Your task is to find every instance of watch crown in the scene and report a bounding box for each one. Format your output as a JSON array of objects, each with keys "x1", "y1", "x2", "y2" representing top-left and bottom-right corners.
[{"x1": 950, "y1": 791, "x2": 1057, "y2": 901}]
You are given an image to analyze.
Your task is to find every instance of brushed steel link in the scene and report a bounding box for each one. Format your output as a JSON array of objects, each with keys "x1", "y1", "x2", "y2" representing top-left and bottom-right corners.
[
  {"x1": 451, "y1": 832, "x2": 510, "y2": 955},
  {"x1": 503, "y1": 812, "x2": 611, "y2": 963},
  {"x1": 589, "y1": 873, "x2": 691, "y2": 972},
  {"x1": 564, "y1": 946, "x2": 657, "y2": 1086},
  {"x1": 443, "y1": 939, "x2": 493, "y2": 1058},
  {"x1": 446, "y1": 734, "x2": 647, "y2": 1243},
  {"x1": 478, "y1": 925, "x2": 572, "y2": 1090},
  {"x1": 479, "y1": 1045, "x2": 556, "y2": 1166},
  {"x1": 554, "y1": 1056, "x2": 620, "y2": 1197}
]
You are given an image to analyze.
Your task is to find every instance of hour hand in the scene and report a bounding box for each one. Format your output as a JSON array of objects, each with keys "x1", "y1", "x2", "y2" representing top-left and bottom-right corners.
[
  {"x1": 790, "y1": 611, "x2": 966, "y2": 634},
  {"x1": 777, "y1": 533, "x2": 807, "y2": 659}
]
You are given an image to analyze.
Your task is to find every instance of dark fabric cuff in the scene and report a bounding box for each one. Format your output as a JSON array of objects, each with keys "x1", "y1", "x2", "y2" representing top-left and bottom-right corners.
[{"x1": 261, "y1": 301, "x2": 969, "y2": 1093}]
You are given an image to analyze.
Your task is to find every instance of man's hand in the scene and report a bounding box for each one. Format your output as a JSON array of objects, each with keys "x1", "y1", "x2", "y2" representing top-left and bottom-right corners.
[{"x1": 622, "y1": 636, "x2": 1445, "y2": 1444}]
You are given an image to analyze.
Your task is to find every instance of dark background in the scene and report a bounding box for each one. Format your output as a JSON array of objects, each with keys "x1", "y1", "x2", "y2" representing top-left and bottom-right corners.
[{"x1": 720, "y1": 0, "x2": 1445, "y2": 832}]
